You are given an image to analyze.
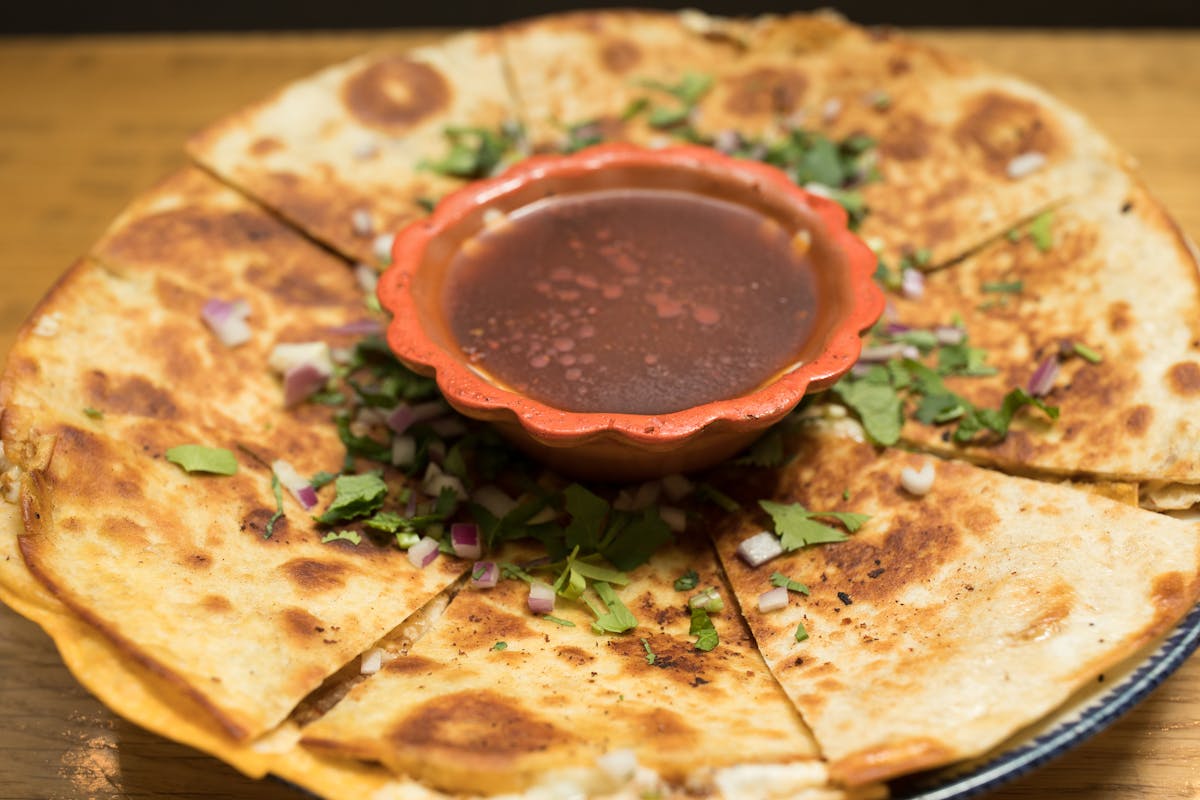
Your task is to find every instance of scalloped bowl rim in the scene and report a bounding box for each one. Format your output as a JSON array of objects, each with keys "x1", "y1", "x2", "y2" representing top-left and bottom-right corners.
[{"x1": 378, "y1": 144, "x2": 883, "y2": 450}]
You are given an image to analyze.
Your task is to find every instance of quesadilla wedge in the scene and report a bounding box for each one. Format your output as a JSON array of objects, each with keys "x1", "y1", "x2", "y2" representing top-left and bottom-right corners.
[
  {"x1": 188, "y1": 31, "x2": 517, "y2": 265},
  {"x1": 0, "y1": 168, "x2": 469, "y2": 740},
  {"x1": 300, "y1": 538, "x2": 878, "y2": 799},
  {"x1": 868, "y1": 165, "x2": 1200, "y2": 498},
  {"x1": 710, "y1": 431, "x2": 1200, "y2": 786}
]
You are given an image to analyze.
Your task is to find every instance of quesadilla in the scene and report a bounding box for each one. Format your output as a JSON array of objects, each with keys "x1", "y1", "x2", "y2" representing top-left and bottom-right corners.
[
  {"x1": 3, "y1": 8, "x2": 1200, "y2": 800},
  {"x1": 300, "y1": 538, "x2": 874, "y2": 798},
  {"x1": 874, "y1": 166, "x2": 1200, "y2": 500},
  {"x1": 709, "y1": 430, "x2": 1200, "y2": 786},
  {"x1": 0, "y1": 168, "x2": 469, "y2": 740},
  {"x1": 188, "y1": 31, "x2": 517, "y2": 265}
]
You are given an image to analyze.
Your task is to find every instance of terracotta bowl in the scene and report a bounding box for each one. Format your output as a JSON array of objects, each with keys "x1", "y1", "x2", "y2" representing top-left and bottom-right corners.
[{"x1": 378, "y1": 144, "x2": 883, "y2": 481}]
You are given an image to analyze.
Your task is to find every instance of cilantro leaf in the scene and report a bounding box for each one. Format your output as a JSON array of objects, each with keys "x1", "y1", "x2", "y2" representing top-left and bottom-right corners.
[
  {"x1": 832, "y1": 377, "x2": 903, "y2": 446},
  {"x1": 589, "y1": 581, "x2": 637, "y2": 635},
  {"x1": 641, "y1": 637, "x2": 657, "y2": 665},
  {"x1": 422, "y1": 124, "x2": 523, "y2": 179},
  {"x1": 600, "y1": 507, "x2": 672, "y2": 572},
  {"x1": 694, "y1": 483, "x2": 741, "y2": 512},
  {"x1": 770, "y1": 572, "x2": 811, "y2": 595},
  {"x1": 1073, "y1": 342, "x2": 1103, "y2": 364},
  {"x1": 321, "y1": 530, "x2": 362, "y2": 545},
  {"x1": 334, "y1": 413, "x2": 391, "y2": 463},
  {"x1": 674, "y1": 570, "x2": 700, "y2": 591},
  {"x1": 543, "y1": 615, "x2": 576, "y2": 628},
  {"x1": 491, "y1": 641, "x2": 508, "y2": 651},
  {"x1": 265, "y1": 472, "x2": 285, "y2": 539},
  {"x1": 318, "y1": 473, "x2": 387, "y2": 524},
  {"x1": 938, "y1": 342, "x2": 997, "y2": 377},
  {"x1": 165, "y1": 445, "x2": 237, "y2": 476},
  {"x1": 689, "y1": 606, "x2": 719, "y2": 652},
  {"x1": 759, "y1": 500, "x2": 869, "y2": 551},
  {"x1": 735, "y1": 427, "x2": 786, "y2": 467},
  {"x1": 1028, "y1": 210, "x2": 1054, "y2": 252},
  {"x1": 310, "y1": 470, "x2": 337, "y2": 489},
  {"x1": 563, "y1": 484, "x2": 610, "y2": 553},
  {"x1": 982, "y1": 280, "x2": 1024, "y2": 294},
  {"x1": 83, "y1": 407, "x2": 103, "y2": 419},
  {"x1": 794, "y1": 622, "x2": 809, "y2": 643}
]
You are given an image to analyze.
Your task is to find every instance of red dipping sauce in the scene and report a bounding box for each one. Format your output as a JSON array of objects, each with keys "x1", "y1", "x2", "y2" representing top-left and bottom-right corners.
[{"x1": 442, "y1": 188, "x2": 820, "y2": 415}]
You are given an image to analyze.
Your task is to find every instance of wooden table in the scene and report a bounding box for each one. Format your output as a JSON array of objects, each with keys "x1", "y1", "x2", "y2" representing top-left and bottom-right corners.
[{"x1": 1, "y1": 28, "x2": 1198, "y2": 800}]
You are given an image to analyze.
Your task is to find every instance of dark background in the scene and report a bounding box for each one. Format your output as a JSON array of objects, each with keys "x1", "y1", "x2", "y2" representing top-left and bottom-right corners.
[{"x1": 4, "y1": 0, "x2": 1198, "y2": 33}]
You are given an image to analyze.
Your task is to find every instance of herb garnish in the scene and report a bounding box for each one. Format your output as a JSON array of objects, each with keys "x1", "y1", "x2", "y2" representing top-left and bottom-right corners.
[
  {"x1": 794, "y1": 622, "x2": 809, "y2": 643},
  {"x1": 674, "y1": 570, "x2": 700, "y2": 591},
  {"x1": 82, "y1": 407, "x2": 103, "y2": 419},
  {"x1": 321, "y1": 530, "x2": 362, "y2": 545},
  {"x1": 770, "y1": 572, "x2": 811, "y2": 595},
  {"x1": 641, "y1": 637, "x2": 657, "y2": 665},
  {"x1": 422, "y1": 122, "x2": 527, "y2": 179},
  {"x1": 1073, "y1": 342, "x2": 1103, "y2": 364},
  {"x1": 689, "y1": 606, "x2": 719, "y2": 652},
  {"x1": 587, "y1": 581, "x2": 638, "y2": 635},
  {"x1": 760, "y1": 500, "x2": 869, "y2": 551},
  {"x1": 491, "y1": 641, "x2": 508, "y2": 651},
  {"x1": 165, "y1": 445, "x2": 237, "y2": 476},
  {"x1": 981, "y1": 280, "x2": 1023, "y2": 294},
  {"x1": 266, "y1": 472, "x2": 285, "y2": 539},
  {"x1": 317, "y1": 473, "x2": 387, "y2": 524},
  {"x1": 543, "y1": 615, "x2": 576, "y2": 628}
]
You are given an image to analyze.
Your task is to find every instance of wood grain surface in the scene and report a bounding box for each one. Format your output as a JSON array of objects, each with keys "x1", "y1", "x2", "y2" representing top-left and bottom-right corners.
[{"x1": 1, "y1": 28, "x2": 1198, "y2": 800}]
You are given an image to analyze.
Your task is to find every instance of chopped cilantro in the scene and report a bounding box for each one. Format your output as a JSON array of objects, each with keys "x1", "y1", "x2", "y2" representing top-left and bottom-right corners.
[
  {"x1": 674, "y1": 569, "x2": 700, "y2": 591},
  {"x1": 1028, "y1": 211, "x2": 1054, "y2": 252},
  {"x1": 317, "y1": 473, "x2": 387, "y2": 524},
  {"x1": 842, "y1": 488, "x2": 850, "y2": 501},
  {"x1": 422, "y1": 124, "x2": 524, "y2": 179},
  {"x1": 321, "y1": 530, "x2": 362, "y2": 545},
  {"x1": 416, "y1": 196, "x2": 437, "y2": 214},
  {"x1": 307, "y1": 390, "x2": 346, "y2": 406},
  {"x1": 1073, "y1": 342, "x2": 1103, "y2": 364},
  {"x1": 588, "y1": 581, "x2": 638, "y2": 635},
  {"x1": 641, "y1": 637, "x2": 657, "y2": 665},
  {"x1": 310, "y1": 470, "x2": 337, "y2": 489},
  {"x1": 265, "y1": 472, "x2": 285, "y2": 539},
  {"x1": 491, "y1": 641, "x2": 508, "y2": 651},
  {"x1": 832, "y1": 369, "x2": 903, "y2": 445},
  {"x1": 647, "y1": 105, "x2": 691, "y2": 129},
  {"x1": 562, "y1": 119, "x2": 605, "y2": 153},
  {"x1": 334, "y1": 413, "x2": 391, "y2": 463},
  {"x1": 794, "y1": 622, "x2": 809, "y2": 643},
  {"x1": 165, "y1": 445, "x2": 237, "y2": 476},
  {"x1": 543, "y1": 614, "x2": 577, "y2": 628},
  {"x1": 759, "y1": 499, "x2": 869, "y2": 552},
  {"x1": 770, "y1": 572, "x2": 811, "y2": 595},
  {"x1": 82, "y1": 407, "x2": 103, "y2": 419},
  {"x1": 561, "y1": 484, "x2": 671, "y2": 572},
  {"x1": 938, "y1": 342, "x2": 998, "y2": 377},
  {"x1": 689, "y1": 606, "x2": 719, "y2": 652},
  {"x1": 500, "y1": 562, "x2": 535, "y2": 583},
  {"x1": 395, "y1": 531, "x2": 421, "y2": 549},
  {"x1": 735, "y1": 427, "x2": 786, "y2": 467},
  {"x1": 982, "y1": 280, "x2": 1024, "y2": 294}
]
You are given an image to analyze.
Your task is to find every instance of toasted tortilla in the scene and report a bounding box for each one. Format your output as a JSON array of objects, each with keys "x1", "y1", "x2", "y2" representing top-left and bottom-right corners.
[
  {"x1": 0, "y1": 168, "x2": 468, "y2": 741},
  {"x1": 710, "y1": 431, "x2": 1200, "y2": 786},
  {"x1": 886, "y1": 165, "x2": 1200, "y2": 489},
  {"x1": 188, "y1": 31, "x2": 516, "y2": 265},
  {"x1": 300, "y1": 538, "x2": 868, "y2": 798},
  {"x1": 697, "y1": 17, "x2": 1123, "y2": 267}
]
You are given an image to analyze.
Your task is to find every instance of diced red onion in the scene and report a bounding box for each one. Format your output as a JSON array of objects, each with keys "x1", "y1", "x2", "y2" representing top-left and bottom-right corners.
[
  {"x1": 391, "y1": 435, "x2": 416, "y2": 468},
  {"x1": 934, "y1": 325, "x2": 966, "y2": 346},
  {"x1": 1007, "y1": 151, "x2": 1047, "y2": 180},
  {"x1": 360, "y1": 647, "x2": 384, "y2": 675},
  {"x1": 850, "y1": 363, "x2": 875, "y2": 379},
  {"x1": 883, "y1": 322, "x2": 912, "y2": 336},
  {"x1": 471, "y1": 485, "x2": 518, "y2": 519},
  {"x1": 1027, "y1": 355, "x2": 1061, "y2": 397},
  {"x1": 758, "y1": 586, "x2": 789, "y2": 613},
  {"x1": 713, "y1": 129, "x2": 743, "y2": 155},
  {"x1": 386, "y1": 401, "x2": 448, "y2": 435},
  {"x1": 327, "y1": 319, "x2": 384, "y2": 336},
  {"x1": 882, "y1": 299, "x2": 898, "y2": 322},
  {"x1": 421, "y1": 462, "x2": 467, "y2": 500},
  {"x1": 355, "y1": 263, "x2": 379, "y2": 293},
  {"x1": 858, "y1": 343, "x2": 919, "y2": 364},
  {"x1": 283, "y1": 363, "x2": 331, "y2": 407},
  {"x1": 450, "y1": 523, "x2": 482, "y2": 559},
  {"x1": 528, "y1": 581, "x2": 556, "y2": 614},
  {"x1": 201, "y1": 298, "x2": 251, "y2": 347},
  {"x1": 900, "y1": 463, "x2": 936, "y2": 495},
  {"x1": 737, "y1": 531, "x2": 784, "y2": 567},
  {"x1": 471, "y1": 561, "x2": 499, "y2": 589},
  {"x1": 355, "y1": 406, "x2": 388, "y2": 428},
  {"x1": 271, "y1": 459, "x2": 318, "y2": 511},
  {"x1": 404, "y1": 492, "x2": 418, "y2": 517},
  {"x1": 900, "y1": 267, "x2": 925, "y2": 299},
  {"x1": 406, "y1": 536, "x2": 440, "y2": 568},
  {"x1": 352, "y1": 208, "x2": 375, "y2": 237},
  {"x1": 660, "y1": 506, "x2": 687, "y2": 533},
  {"x1": 660, "y1": 473, "x2": 693, "y2": 502},
  {"x1": 372, "y1": 233, "x2": 396, "y2": 264}
]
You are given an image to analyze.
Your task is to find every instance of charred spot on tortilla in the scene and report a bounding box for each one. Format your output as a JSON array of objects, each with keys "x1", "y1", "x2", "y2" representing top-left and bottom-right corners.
[
  {"x1": 600, "y1": 38, "x2": 642, "y2": 73},
  {"x1": 953, "y1": 91, "x2": 1064, "y2": 177},
  {"x1": 341, "y1": 56, "x2": 451, "y2": 131},
  {"x1": 723, "y1": 66, "x2": 809, "y2": 116},
  {"x1": 1167, "y1": 361, "x2": 1200, "y2": 395}
]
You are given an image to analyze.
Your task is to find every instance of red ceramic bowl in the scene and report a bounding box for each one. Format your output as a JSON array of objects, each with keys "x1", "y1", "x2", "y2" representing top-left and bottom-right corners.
[{"x1": 378, "y1": 144, "x2": 882, "y2": 480}]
